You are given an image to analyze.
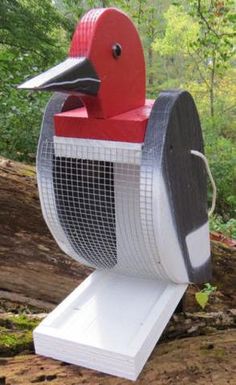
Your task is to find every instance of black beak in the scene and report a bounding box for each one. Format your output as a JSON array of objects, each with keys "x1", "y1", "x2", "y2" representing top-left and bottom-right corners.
[{"x1": 18, "y1": 57, "x2": 100, "y2": 96}]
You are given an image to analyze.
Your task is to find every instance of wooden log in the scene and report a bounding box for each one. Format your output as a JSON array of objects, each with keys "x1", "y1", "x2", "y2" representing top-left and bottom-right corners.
[
  {"x1": 0, "y1": 330, "x2": 235, "y2": 385},
  {"x1": 0, "y1": 157, "x2": 235, "y2": 311},
  {"x1": 0, "y1": 157, "x2": 92, "y2": 306}
]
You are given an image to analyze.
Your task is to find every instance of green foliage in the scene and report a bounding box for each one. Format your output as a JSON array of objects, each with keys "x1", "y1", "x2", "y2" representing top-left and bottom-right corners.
[
  {"x1": 152, "y1": 0, "x2": 235, "y2": 220},
  {"x1": 152, "y1": 5, "x2": 199, "y2": 56},
  {"x1": 195, "y1": 283, "x2": 217, "y2": 309},
  {"x1": 187, "y1": 0, "x2": 236, "y2": 68},
  {"x1": 204, "y1": 131, "x2": 236, "y2": 218},
  {"x1": 210, "y1": 215, "x2": 236, "y2": 239},
  {"x1": 0, "y1": 49, "x2": 50, "y2": 162},
  {"x1": 201, "y1": 111, "x2": 236, "y2": 218},
  {"x1": 8, "y1": 315, "x2": 39, "y2": 330},
  {"x1": 0, "y1": 0, "x2": 68, "y2": 60},
  {"x1": 0, "y1": 0, "x2": 70, "y2": 162},
  {"x1": 0, "y1": 0, "x2": 235, "y2": 226},
  {"x1": 0, "y1": 315, "x2": 40, "y2": 356},
  {"x1": 153, "y1": 1, "x2": 236, "y2": 116}
]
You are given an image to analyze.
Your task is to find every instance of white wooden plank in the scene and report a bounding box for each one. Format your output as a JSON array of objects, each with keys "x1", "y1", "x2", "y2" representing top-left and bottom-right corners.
[{"x1": 53, "y1": 136, "x2": 142, "y2": 164}]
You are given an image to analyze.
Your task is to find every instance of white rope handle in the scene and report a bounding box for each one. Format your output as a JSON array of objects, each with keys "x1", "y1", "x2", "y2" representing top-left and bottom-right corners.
[{"x1": 191, "y1": 150, "x2": 217, "y2": 216}]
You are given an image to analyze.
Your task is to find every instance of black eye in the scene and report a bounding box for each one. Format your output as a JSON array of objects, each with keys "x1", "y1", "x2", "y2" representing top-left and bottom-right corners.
[{"x1": 112, "y1": 43, "x2": 122, "y2": 59}]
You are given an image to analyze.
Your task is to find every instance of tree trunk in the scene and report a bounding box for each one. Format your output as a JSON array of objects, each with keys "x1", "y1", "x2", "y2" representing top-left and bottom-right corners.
[
  {"x1": 0, "y1": 157, "x2": 92, "y2": 307},
  {"x1": 0, "y1": 156, "x2": 235, "y2": 385},
  {"x1": 148, "y1": 46, "x2": 154, "y2": 88},
  {"x1": 1, "y1": 330, "x2": 236, "y2": 385},
  {"x1": 209, "y1": 55, "x2": 216, "y2": 117},
  {"x1": 0, "y1": 157, "x2": 235, "y2": 312}
]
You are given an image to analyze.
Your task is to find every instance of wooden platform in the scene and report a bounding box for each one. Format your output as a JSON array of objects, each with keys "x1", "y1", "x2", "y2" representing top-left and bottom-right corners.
[{"x1": 34, "y1": 271, "x2": 187, "y2": 380}]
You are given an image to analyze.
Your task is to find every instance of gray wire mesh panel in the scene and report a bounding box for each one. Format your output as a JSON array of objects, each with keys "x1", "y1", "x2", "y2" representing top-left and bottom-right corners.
[
  {"x1": 53, "y1": 157, "x2": 116, "y2": 267},
  {"x1": 37, "y1": 138, "x2": 168, "y2": 279}
]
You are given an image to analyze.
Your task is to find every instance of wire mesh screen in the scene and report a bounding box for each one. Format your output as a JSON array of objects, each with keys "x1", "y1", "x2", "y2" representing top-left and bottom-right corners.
[
  {"x1": 53, "y1": 158, "x2": 116, "y2": 268},
  {"x1": 37, "y1": 139, "x2": 168, "y2": 279}
]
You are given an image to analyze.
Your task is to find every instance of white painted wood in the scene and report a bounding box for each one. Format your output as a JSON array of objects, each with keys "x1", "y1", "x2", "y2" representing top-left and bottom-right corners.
[
  {"x1": 34, "y1": 271, "x2": 187, "y2": 380},
  {"x1": 186, "y1": 221, "x2": 210, "y2": 267},
  {"x1": 53, "y1": 136, "x2": 142, "y2": 164},
  {"x1": 153, "y1": 172, "x2": 189, "y2": 283},
  {"x1": 113, "y1": 163, "x2": 164, "y2": 278}
]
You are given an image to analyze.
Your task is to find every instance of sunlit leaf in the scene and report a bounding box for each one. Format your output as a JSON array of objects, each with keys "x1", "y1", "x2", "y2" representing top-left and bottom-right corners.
[{"x1": 195, "y1": 292, "x2": 209, "y2": 309}]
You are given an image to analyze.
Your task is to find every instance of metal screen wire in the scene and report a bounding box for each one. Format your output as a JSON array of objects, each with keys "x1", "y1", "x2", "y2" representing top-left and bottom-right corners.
[{"x1": 38, "y1": 139, "x2": 168, "y2": 279}]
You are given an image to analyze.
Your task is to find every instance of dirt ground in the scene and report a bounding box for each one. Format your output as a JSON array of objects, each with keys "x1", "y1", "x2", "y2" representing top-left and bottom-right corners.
[
  {"x1": 0, "y1": 157, "x2": 235, "y2": 384},
  {"x1": 0, "y1": 330, "x2": 235, "y2": 385}
]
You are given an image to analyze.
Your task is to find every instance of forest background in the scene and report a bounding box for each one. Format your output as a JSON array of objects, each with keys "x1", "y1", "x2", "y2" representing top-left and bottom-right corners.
[{"x1": 0, "y1": 0, "x2": 235, "y2": 237}]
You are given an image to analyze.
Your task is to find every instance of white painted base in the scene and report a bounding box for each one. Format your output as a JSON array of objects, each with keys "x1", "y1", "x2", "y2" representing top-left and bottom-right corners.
[{"x1": 33, "y1": 271, "x2": 187, "y2": 380}]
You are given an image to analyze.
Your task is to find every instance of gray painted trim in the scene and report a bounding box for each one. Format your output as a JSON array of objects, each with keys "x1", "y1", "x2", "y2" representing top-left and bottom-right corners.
[{"x1": 142, "y1": 90, "x2": 211, "y2": 283}]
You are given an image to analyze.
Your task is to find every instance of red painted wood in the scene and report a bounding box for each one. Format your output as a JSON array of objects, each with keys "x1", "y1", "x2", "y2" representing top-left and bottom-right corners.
[
  {"x1": 69, "y1": 8, "x2": 146, "y2": 119},
  {"x1": 69, "y1": 9, "x2": 105, "y2": 57},
  {"x1": 54, "y1": 100, "x2": 154, "y2": 143}
]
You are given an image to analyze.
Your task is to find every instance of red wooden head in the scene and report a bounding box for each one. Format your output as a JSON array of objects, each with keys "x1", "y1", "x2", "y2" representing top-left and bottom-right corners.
[{"x1": 19, "y1": 8, "x2": 146, "y2": 119}]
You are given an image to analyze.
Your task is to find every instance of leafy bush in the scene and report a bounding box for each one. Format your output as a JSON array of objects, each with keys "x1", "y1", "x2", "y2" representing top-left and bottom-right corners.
[
  {"x1": 0, "y1": 0, "x2": 69, "y2": 163},
  {"x1": 0, "y1": 51, "x2": 50, "y2": 162},
  {"x1": 203, "y1": 119, "x2": 236, "y2": 219},
  {"x1": 210, "y1": 215, "x2": 236, "y2": 239}
]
